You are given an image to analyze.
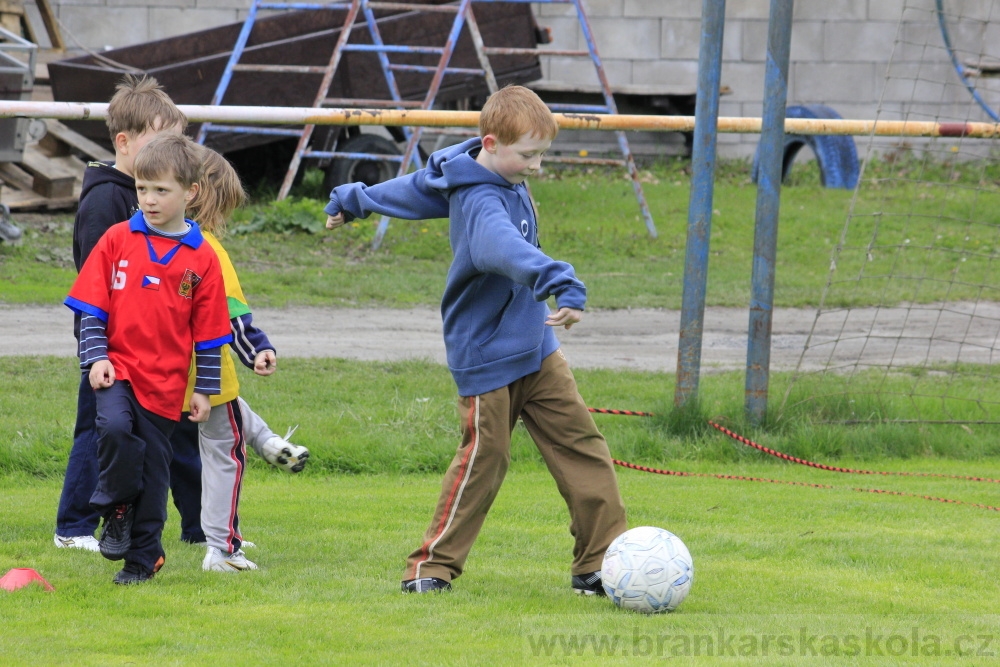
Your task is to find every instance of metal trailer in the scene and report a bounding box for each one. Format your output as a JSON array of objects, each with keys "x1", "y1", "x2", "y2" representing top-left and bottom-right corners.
[{"x1": 47, "y1": 0, "x2": 543, "y2": 187}]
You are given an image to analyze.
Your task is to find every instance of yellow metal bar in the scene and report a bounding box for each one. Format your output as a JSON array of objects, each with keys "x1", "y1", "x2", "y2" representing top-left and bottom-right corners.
[{"x1": 0, "y1": 102, "x2": 997, "y2": 138}]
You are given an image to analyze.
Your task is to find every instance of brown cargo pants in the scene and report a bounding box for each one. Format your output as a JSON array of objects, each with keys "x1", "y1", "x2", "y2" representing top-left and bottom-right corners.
[{"x1": 404, "y1": 349, "x2": 627, "y2": 583}]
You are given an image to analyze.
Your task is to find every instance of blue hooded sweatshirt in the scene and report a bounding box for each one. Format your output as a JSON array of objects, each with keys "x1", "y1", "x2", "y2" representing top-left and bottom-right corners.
[{"x1": 325, "y1": 137, "x2": 587, "y2": 396}]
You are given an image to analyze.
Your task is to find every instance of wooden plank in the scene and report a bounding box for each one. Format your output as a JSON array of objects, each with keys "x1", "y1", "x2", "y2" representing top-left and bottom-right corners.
[
  {"x1": 0, "y1": 13, "x2": 21, "y2": 36},
  {"x1": 32, "y1": 0, "x2": 63, "y2": 50},
  {"x1": 0, "y1": 161, "x2": 35, "y2": 192},
  {"x1": 1, "y1": 186, "x2": 77, "y2": 210},
  {"x1": 42, "y1": 119, "x2": 114, "y2": 161},
  {"x1": 20, "y1": 143, "x2": 79, "y2": 198}
]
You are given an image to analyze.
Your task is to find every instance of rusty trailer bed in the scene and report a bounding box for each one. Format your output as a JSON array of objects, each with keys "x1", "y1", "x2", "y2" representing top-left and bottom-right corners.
[{"x1": 48, "y1": 1, "x2": 543, "y2": 158}]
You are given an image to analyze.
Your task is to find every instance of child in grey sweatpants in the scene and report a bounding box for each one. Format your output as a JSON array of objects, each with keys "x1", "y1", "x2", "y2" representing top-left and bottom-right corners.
[{"x1": 181, "y1": 148, "x2": 310, "y2": 572}]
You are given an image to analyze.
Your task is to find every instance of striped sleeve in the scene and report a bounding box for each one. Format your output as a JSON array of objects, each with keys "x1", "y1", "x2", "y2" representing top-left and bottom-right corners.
[
  {"x1": 78, "y1": 313, "x2": 109, "y2": 368},
  {"x1": 193, "y1": 346, "x2": 223, "y2": 395},
  {"x1": 230, "y1": 312, "x2": 275, "y2": 369}
]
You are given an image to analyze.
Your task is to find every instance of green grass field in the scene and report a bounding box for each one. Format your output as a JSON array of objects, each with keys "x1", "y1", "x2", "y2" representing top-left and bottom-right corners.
[
  {"x1": 3, "y1": 157, "x2": 997, "y2": 309},
  {"x1": 3, "y1": 465, "x2": 1000, "y2": 665},
  {"x1": 2, "y1": 158, "x2": 1000, "y2": 664},
  {"x1": 3, "y1": 358, "x2": 1000, "y2": 664}
]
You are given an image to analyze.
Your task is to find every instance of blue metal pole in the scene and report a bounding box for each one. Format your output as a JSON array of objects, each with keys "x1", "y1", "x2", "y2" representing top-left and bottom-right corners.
[
  {"x1": 195, "y1": 0, "x2": 260, "y2": 144},
  {"x1": 745, "y1": 0, "x2": 793, "y2": 424},
  {"x1": 674, "y1": 0, "x2": 726, "y2": 408}
]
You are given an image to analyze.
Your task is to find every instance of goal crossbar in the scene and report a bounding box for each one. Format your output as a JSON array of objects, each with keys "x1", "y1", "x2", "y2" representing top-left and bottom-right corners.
[{"x1": 2, "y1": 101, "x2": 999, "y2": 138}]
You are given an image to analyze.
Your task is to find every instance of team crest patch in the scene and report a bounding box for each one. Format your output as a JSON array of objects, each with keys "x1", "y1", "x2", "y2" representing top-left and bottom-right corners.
[
  {"x1": 141, "y1": 275, "x2": 161, "y2": 290},
  {"x1": 179, "y1": 269, "x2": 202, "y2": 298}
]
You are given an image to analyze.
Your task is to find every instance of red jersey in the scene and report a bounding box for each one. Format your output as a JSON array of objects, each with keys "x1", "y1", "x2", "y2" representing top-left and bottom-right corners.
[{"x1": 66, "y1": 212, "x2": 232, "y2": 420}]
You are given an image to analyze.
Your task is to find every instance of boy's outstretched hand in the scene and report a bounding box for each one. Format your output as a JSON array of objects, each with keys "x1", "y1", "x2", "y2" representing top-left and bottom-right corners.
[
  {"x1": 254, "y1": 349, "x2": 277, "y2": 376},
  {"x1": 326, "y1": 213, "x2": 345, "y2": 230},
  {"x1": 546, "y1": 307, "x2": 583, "y2": 330}
]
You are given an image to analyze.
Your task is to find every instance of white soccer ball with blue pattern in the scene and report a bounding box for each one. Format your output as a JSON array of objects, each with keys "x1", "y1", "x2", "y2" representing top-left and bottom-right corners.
[{"x1": 601, "y1": 526, "x2": 693, "y2": 613}]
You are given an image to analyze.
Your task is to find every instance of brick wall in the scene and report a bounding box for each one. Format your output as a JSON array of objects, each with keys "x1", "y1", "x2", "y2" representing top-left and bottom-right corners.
[{"x1": 47, "y1": 0, "x2": 999, "y2": 159}]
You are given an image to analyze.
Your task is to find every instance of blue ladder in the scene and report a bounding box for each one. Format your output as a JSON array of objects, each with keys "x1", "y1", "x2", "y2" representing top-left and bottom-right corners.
[
  {"x1": 197, "y1": 0, "x2": 656, "y2": 245},
  {"x1": 470, "y1": 0, "x2": 656, "y2": 240},
  {"x1": 371, "y1": 0, "x2": 657, "y2": 246},
  {"x1": 195, "y1": 0, "x2": 487, "y2": 201}
]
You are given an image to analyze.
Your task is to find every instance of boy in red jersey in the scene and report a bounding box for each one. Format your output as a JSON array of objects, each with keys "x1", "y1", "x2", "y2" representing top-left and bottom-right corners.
[
  {"x1": 65, "y1": 134, "x2": 231, "y2": 585},
  {"x1": 57, "y1": 74, "x2": 192, "y2": 552}
]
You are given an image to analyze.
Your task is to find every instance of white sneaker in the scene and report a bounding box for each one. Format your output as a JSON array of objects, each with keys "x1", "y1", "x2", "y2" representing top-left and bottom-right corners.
[
  {"x1": 54, "y1": 534, "x2": 101, "y2": 552},
  {"x1": 203, "y1": 546, "x2": 258, "y2": 572},
  {"x1": 261, "y1": 427, "x2": 309, "y2": 473}
]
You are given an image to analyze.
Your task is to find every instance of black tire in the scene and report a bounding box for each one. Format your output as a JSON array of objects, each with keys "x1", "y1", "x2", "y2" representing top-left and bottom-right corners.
[{"x1": 324, "y1": 134, "x2": 402, "y2": 191}]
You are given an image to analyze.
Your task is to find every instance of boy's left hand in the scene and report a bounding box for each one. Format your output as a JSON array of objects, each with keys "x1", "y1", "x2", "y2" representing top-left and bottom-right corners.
[
  {"x1": 254, "y1": 349, "x2": 277, "y2": 376},
  {"x1": 189, "y1": 393, "x2": 211, "y2": 423},
  {"x1": 546, "y1": 307, "x2": 583, "y2": 330}
]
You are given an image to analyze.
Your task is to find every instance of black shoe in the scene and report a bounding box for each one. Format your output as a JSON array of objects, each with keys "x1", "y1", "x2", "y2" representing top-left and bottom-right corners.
[
  {"x1": 401, "y1": 577, "x2": 452, "y2": 593},
  {"x1": 572, "y1": 571, "x2": 606, "y2": 596},
  {"x1": 113, "y1": 555, "x2": 164, "y2": 585},
  {"x1": 99, "y1": 503, "x2": 134, "y2": 561}
]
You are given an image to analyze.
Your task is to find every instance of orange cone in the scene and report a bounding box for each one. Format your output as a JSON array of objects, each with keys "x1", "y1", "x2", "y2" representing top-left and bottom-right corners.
[{"x1": 0, "y1": 568, "x2": 54, "y2": 592}]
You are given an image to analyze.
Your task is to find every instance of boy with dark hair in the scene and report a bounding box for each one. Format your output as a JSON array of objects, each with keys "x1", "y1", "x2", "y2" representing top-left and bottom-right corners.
[
  {"x1": 55, "y1": 74, "x2": 205, "y2": 551},
  {"x1": 324, "y1": 85, "x2": 627, "y2": 595},
  {"x1": 65, "y1": 134, "x2": 231, "y2": 584}
]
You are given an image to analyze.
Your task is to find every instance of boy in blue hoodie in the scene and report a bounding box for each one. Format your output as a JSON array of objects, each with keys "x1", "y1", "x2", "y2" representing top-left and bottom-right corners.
[{"x1": 324, "y1": 85, "x2": 627, "y2": 595}]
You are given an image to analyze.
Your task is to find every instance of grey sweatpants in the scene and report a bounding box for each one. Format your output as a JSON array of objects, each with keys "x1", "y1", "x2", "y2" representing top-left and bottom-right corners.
[{"x1": 199, "y1": 397, "x2": 277, "y2": 553}]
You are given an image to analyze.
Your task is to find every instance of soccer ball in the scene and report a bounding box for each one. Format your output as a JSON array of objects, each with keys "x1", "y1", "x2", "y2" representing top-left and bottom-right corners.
[{"x1": 601, "y1": 526, "x2": 693, "y2": 613}]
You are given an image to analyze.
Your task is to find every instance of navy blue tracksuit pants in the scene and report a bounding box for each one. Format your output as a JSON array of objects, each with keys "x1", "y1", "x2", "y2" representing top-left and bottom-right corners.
[
  {"x1": 57, "y1": 371, "x2": 205, "y2": 543},
  {"x1": 91, "y1": 380, "x2": 175, "y2": 574}
]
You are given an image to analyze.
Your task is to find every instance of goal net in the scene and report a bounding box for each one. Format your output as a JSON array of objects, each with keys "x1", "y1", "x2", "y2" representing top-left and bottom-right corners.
[{"x1": 779, "y1": 0, "x2": 1000, "y2": 424}]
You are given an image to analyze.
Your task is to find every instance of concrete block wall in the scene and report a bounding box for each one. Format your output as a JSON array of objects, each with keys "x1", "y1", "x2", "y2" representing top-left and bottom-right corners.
[
  {"x1": 46, "y1": 0, "x2": 1000, "y2": 159},
  {"x1": 53, "y1": 0, "x2": 249, "y2": 48},
  {"x1": 534, "y1": 0, "x2": 1000, "y2": 158}
]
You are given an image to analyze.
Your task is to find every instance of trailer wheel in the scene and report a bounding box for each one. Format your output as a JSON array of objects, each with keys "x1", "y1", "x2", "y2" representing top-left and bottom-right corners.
[{"x1": 324, "y1": 134, "x2": 402, "y2": 191}]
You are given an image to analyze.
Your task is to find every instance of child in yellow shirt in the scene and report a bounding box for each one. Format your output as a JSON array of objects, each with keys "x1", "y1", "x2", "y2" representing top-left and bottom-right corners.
[{"x1": 176, "y1": 148, "x2": 309, "y2": 572}]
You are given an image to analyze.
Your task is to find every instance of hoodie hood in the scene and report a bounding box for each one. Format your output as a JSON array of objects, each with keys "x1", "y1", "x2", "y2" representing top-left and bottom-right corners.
[
  {"x1": 73, "y1": 161, "x2": 140, "y2": 272},
  {"x1": 422, "y1": 138, "x2": 512, "y2": 194},
  {"x1": 79, "y1": 160, "x2": 137, "y2": 202}
]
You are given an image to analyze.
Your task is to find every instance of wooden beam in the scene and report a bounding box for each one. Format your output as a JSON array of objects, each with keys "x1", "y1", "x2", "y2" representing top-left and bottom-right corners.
[
  {"x1": 0, "y1": 0, "x2": 23, "y2": 36},
  {"x1": 20, "y1": 143, "x2": 79, "y2": 198},
  {"x1": 32, "y1": 0, "x2": 63, "y2": 50},
  {"x1": 42, "y1": 119, "x2": 113, "y2": 161}
]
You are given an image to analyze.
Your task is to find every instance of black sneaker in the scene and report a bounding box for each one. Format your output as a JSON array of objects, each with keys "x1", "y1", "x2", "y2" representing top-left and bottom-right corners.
[
  {"x1": 401, "y1": 577, "x2": 452, "y2": 593},
  {"x1": 99, "y1": 503, "x2": 134, "y2": 561},
  {"x1": 113, "y1": 556, "x2": 163, "y2": 585},
  {"x1": 571, "y1": 571, "x2": 606, "y2": 596}
]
